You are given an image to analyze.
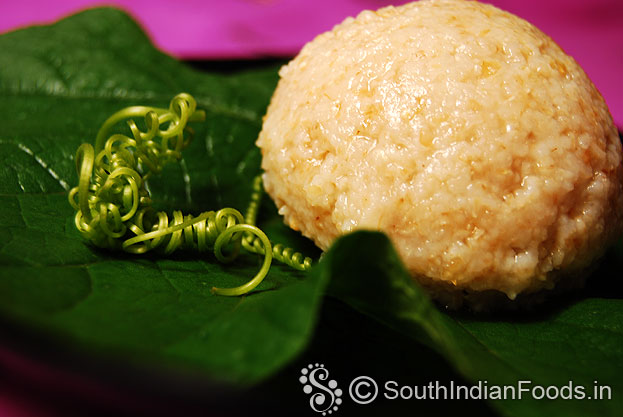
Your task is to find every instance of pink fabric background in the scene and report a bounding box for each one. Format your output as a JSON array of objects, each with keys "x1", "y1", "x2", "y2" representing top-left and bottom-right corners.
[
  {"x1": 0, "y1": 1, "x2": 621, "y2": 416},
  {"x1": 0, "y1": 0, "x2": 621, "y2": 126}
]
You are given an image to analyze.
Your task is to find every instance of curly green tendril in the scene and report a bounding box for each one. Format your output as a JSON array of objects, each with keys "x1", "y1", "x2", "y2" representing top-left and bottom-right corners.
[{"x1": 68, "y1": 93, "x2": 312, "y2": 296}]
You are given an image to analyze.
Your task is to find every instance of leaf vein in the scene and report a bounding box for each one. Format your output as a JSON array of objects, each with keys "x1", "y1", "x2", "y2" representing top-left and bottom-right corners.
[
  {"x1": 0, "y1": 140, "x2": 70, "y2": 190},
  {"x1": 0, "y1": 88, "x2": 261, "y2": 123}
]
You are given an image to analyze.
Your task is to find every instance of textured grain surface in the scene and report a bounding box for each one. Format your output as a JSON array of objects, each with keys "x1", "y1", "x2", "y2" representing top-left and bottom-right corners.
[{"x1": 258, "y1": 0, "x2": 623, "y2": 299}]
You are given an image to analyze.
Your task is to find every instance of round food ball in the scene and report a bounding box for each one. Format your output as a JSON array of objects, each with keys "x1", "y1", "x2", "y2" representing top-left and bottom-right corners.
[{"x1": 257, "y1": 0, "x2": 623, "y2": 306}]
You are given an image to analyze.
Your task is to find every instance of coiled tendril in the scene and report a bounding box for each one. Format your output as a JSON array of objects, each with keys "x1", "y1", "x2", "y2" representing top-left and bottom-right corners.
[{"x1": 68, "y1": 93, "x2": 312, "y2": 296}]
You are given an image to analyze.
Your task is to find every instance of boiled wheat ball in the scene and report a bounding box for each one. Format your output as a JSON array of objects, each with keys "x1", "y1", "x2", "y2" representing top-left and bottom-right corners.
[{"x1": 257, "y1": 0, "x2": 623, "y2": 304}]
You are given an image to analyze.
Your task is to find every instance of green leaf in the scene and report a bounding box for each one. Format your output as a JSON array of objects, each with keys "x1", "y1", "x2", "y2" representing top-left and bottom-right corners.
[
  {"x1": 0, "y1": 7, "x2": 326, "y2": 386},
  {"x1": 1, "y1": 8, "x2": 621, "y2": 417},
  {"x1": 324, "y1": 231, "x2": 623, "y2": 417}
]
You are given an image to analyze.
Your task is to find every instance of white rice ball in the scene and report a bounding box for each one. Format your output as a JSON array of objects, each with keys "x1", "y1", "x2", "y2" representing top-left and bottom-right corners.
[{"x1": 257, "y1": 0, "x2": 623, "y2": 306}]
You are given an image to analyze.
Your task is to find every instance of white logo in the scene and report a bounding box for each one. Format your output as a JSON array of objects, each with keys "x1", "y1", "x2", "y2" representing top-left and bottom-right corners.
[
  {"x1": 348, "y1": 376, "x2": 378, "y2": 404},
  {"x1": 299, "y1": 363, "x2": 343, "y2": 415}
]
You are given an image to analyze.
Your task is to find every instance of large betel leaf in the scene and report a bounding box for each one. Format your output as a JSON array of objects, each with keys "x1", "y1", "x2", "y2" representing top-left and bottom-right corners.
[
  {"x1": 0, "y1": 7, "x2": 621, "y2": 417},
  {"x1": 0, "y1": 7, "x2": 326, "y2": 386},
  {"x1": 324, "y1": 232, "x2": 623, "y2": 416}
]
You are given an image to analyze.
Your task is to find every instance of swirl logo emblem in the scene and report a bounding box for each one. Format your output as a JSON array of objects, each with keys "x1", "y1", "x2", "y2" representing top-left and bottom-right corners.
[{"x1": 299, "y1": 363, "x2": 343, "y2": 415}]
